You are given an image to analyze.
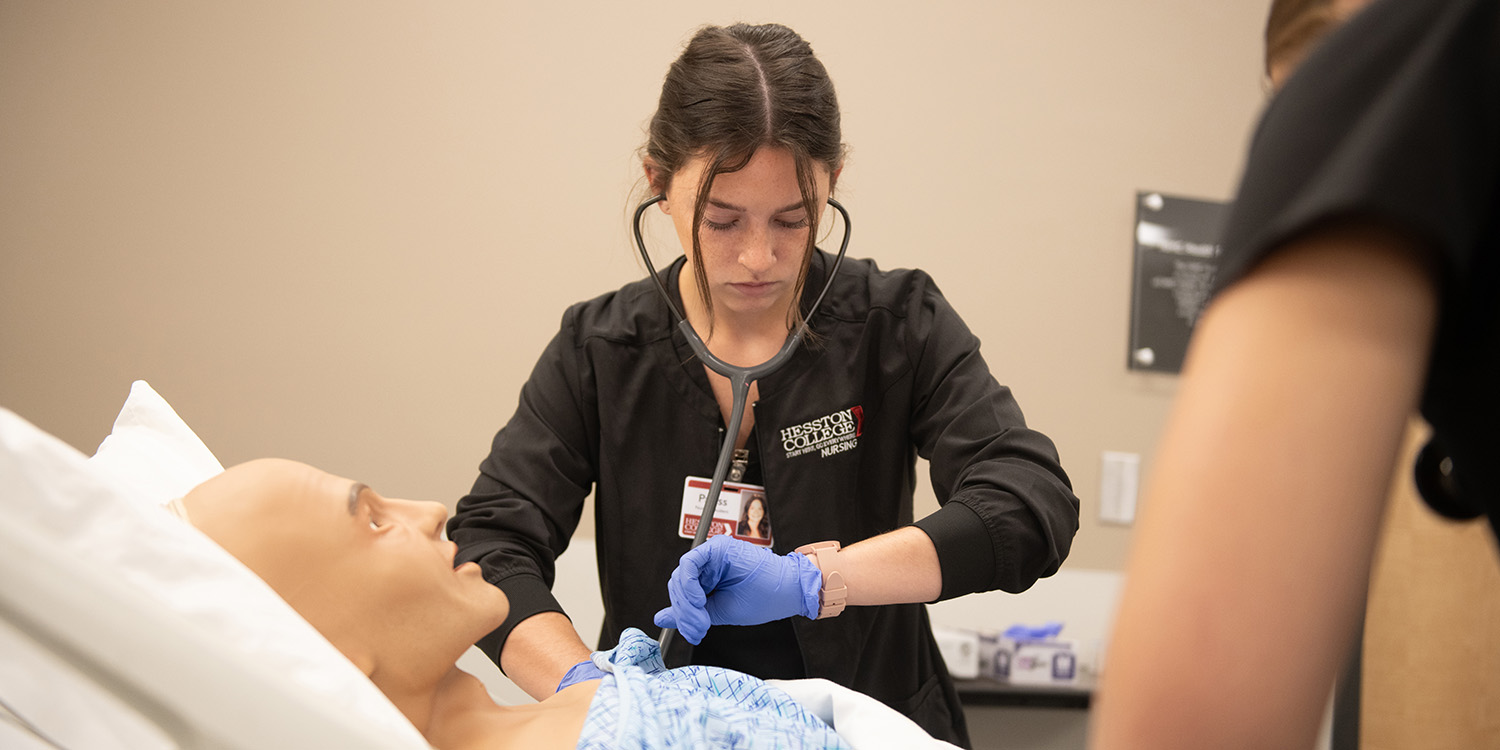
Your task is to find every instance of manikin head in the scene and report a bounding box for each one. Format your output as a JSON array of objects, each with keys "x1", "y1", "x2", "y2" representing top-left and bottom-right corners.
[{"x1": 183, "y1": 459, "x2": 508, "y2": 685}]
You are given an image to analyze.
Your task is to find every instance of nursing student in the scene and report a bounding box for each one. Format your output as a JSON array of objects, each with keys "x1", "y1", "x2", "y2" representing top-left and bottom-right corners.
[
  {"x1": 1093, "y1": 0, "x2": 1499, "y2": 747},
  {"x1": 448, "y1": 22, "x2": 1080, "y2": 747}
]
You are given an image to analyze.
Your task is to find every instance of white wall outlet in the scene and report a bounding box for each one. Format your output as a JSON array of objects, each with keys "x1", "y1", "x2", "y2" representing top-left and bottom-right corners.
[{"x1": 1099, "y1": 451, "x2": 1140, "y2": 525}]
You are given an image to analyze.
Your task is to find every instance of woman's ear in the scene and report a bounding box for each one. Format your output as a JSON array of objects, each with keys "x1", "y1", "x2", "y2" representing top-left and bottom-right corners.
[{"x1": 643, "y1": 161, "x2": 670, "y2": 214}]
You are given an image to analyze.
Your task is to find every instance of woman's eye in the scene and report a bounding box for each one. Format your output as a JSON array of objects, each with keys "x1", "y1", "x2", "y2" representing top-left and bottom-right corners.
[
  {"x1": 777, "y1": 218, "x2": 810, "y2": 230},
  {"x1": 369, "y1": 516, "x2": 383, "y2": 530},
  {"x1": 703, "y1": 218, "x2": 736, "y2": 232}
]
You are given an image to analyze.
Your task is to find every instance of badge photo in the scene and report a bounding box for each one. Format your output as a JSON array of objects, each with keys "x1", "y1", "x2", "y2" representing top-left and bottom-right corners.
[{"x1": 678, "y1": 477, "x2": 773, "y2": 547}]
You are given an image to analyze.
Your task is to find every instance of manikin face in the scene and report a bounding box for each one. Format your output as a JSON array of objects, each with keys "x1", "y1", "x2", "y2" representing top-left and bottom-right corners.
[
  {"x1": 658, "y1": 147, "x2": 834, "y2": 325},
  {"x1": 184, "y1": 458, "x2": 509, "y2": 675}
]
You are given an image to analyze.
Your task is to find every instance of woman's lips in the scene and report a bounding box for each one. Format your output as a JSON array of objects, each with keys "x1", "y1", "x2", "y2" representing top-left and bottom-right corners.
[{"x1": 731, "y1": 281, "x2": 778, "y2": 297}]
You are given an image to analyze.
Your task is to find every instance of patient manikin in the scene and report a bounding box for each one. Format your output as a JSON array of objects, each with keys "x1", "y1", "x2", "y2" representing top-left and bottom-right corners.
[{"x1": 182, "y1": 459, "x2": 849, "y2": 750}]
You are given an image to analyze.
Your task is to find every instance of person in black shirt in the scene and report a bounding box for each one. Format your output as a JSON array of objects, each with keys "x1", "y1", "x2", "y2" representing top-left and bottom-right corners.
[
  {"x1": 449, "y1": 23, "x2": 1080, "y2": 747},
  {"x1": 1095, "y1": 0, "x2": 1499, "y2": 747}
]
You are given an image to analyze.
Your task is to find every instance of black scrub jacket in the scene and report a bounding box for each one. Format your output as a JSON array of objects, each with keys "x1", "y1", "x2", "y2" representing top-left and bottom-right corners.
[{"x1": 450, "y1": 250, "x2": 1080, "y2": 745}]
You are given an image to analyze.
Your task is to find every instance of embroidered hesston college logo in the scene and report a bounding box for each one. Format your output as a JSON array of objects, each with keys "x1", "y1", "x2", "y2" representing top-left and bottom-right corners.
[{"x1": 781, "y1": 405, "x2": 863, "y2": 459}]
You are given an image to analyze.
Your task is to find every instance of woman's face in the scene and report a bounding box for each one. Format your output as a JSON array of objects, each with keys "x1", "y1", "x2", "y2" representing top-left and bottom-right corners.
[
  {"x1": 660, "y1": 147, "x2": 834, "y2": 325},
  {"x1": 746, "y1": 497, "x2": 765, "y2": 526},
  {"x1": 185, "y1": 459, "x2": 509, "y2": 672}
]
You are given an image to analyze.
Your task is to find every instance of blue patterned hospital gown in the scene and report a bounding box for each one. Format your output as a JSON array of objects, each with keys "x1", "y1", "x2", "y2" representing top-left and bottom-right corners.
[{"x1": 575, "y1": 628, "x2": 851, "y2": 750}]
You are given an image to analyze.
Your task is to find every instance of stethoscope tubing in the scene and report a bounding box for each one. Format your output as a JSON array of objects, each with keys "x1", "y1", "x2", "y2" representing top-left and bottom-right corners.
[{"x1": 637, "y1": 194, "x2": 851, "y2": 654}]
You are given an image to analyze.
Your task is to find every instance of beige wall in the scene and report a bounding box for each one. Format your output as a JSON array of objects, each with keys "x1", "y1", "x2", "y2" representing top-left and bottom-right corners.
[
  {"x1": 1362, "y1": 422, "x2": 1500, "y2": 748},
  {"x1": 0, "y1": 1, "x2": 1270, "y2": 572}
]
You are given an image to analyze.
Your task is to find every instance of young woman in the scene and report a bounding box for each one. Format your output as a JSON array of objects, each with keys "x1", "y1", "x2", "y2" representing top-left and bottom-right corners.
[
  {"x1": 1093, "y1": 0, "x2": 1498, "y2": 747},
  {"x1": 448, "y1": 23, "x2": 1080, "y2": 746}
]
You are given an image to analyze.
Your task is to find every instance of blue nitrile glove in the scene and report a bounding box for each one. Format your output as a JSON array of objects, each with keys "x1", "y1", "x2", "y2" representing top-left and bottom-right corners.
[
  {"x1": 652, "y1": 534, "x2": 823, "y2": 644},
  {"x1": 1003, "y1": 622, "x2": 1064, "y2": 641},
  {"x1": 555, "y1": 658, "x2": 607, "y2": 692}
]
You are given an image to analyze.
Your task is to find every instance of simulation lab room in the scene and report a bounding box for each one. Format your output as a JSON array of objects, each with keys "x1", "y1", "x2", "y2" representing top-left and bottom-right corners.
[{"x1": 3, "y1": 1, "x2": 1499, "y2": 749}]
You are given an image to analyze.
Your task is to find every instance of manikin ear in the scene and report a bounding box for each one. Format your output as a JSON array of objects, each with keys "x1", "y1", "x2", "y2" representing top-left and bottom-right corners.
[{"x1": 643, "y1": 161, "x2": 671, "y2": 214}]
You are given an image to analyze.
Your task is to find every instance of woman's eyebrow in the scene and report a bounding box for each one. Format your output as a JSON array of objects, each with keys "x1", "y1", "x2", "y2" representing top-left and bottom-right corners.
[
  {"x1": 346, "y1": 482, "x2": 370, "y2": 516},
  {"x1": 707, "y1": 198, "x2": 805, "y2": 214}
]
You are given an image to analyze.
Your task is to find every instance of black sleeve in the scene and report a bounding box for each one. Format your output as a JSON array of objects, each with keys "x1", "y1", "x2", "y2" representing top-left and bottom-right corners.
[
  {"x1": 446, "y1": 307, "x2": 599, "y2": 667},
  {"x1": 1216, "y1": 0, "x2": 1500, "y2": 296},
  {"x1": 906, "y1": 274, "x2": 1080, "y2": 599}
]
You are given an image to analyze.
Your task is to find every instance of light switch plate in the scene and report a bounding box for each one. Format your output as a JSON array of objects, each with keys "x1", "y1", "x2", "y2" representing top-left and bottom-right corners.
[{"x1": 1100, "y1": 451, "x2": 1140, "y2": 525}]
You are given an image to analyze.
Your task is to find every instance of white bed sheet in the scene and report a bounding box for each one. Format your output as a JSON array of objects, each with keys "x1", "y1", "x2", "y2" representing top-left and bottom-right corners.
[{"x1": 770, "y1": 678, "x2": 964, "y2": 750}]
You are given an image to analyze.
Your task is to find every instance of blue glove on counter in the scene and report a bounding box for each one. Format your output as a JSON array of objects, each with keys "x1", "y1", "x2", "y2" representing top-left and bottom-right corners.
[
  {"x1": 652, "y1": 534, "x2": 823, "y2": 645},
  {"x1": 1003, "y1": 622, "x2": 1064, "y2": 641},
  {"x1": 555, "y1": 658, "x2": 606, "y2": 692}
]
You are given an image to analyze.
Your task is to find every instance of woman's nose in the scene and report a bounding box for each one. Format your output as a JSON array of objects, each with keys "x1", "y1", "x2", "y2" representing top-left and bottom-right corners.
[{"x1": 739, "y1": 227, "x2": 776, "y2": 273}]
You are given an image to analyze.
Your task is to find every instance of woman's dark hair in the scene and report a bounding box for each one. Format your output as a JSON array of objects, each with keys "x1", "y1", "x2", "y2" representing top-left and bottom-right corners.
[{"x1": 644, "y1": 23, "x2": 846, "y2": 334}]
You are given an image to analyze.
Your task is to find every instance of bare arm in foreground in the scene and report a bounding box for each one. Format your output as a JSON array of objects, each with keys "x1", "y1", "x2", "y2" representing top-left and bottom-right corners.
[{"x1": 1090, "y1": 225, "x2": 1436, "y2": 749}]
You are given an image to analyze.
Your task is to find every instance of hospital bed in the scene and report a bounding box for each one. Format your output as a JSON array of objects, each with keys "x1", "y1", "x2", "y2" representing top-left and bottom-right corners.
[{"x1": 0, "y1": 382, "x2": 954, "y2": 750}]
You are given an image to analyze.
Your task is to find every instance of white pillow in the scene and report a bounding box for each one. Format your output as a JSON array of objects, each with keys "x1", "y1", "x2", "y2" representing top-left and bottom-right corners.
[
  {"x1": 0, "y1": 382, "x2": 427, "y2": 749},
  {"x1": 87, "y1": 380, "x2": 224, "y2": 509}
]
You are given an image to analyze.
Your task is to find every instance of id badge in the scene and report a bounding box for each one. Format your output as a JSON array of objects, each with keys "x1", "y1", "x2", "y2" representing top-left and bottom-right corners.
[{"x1": 678, "y1": 476, "x2": 773, "y2": 547}]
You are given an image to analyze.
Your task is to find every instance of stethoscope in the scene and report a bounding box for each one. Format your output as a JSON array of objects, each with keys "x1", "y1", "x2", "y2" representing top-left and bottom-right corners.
[{"x1": 634, "y1": 193, "x2": 851, "y2": 653}]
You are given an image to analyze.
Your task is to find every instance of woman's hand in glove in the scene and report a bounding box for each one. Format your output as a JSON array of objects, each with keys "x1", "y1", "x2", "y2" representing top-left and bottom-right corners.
[{"x1": 652, "y1": 535, "x2": 822, "y2": 644}]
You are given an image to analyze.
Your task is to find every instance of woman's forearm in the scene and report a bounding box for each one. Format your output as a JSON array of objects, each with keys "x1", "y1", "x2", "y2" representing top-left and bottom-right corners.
[
  {"x1": 499, "y1": 611, "x2": 593, "y2": 701},
  {"x1": 840, "y1": 526, "x2": 944, "y2": 606}
]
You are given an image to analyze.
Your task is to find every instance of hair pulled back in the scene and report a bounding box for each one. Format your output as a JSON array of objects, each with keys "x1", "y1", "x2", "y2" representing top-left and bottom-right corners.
[
  {"x1": 1264, "y1": 0, "x2": 1356, "y2": 78},
  {"x1": 644, "y1": 23, "x2": 846, "y2": 333}
]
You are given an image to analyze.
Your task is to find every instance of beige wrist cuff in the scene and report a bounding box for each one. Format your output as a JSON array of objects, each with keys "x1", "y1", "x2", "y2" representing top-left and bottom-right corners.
[{"x1": 795, "y1": 540, "x2": 847, "y2": 619}]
